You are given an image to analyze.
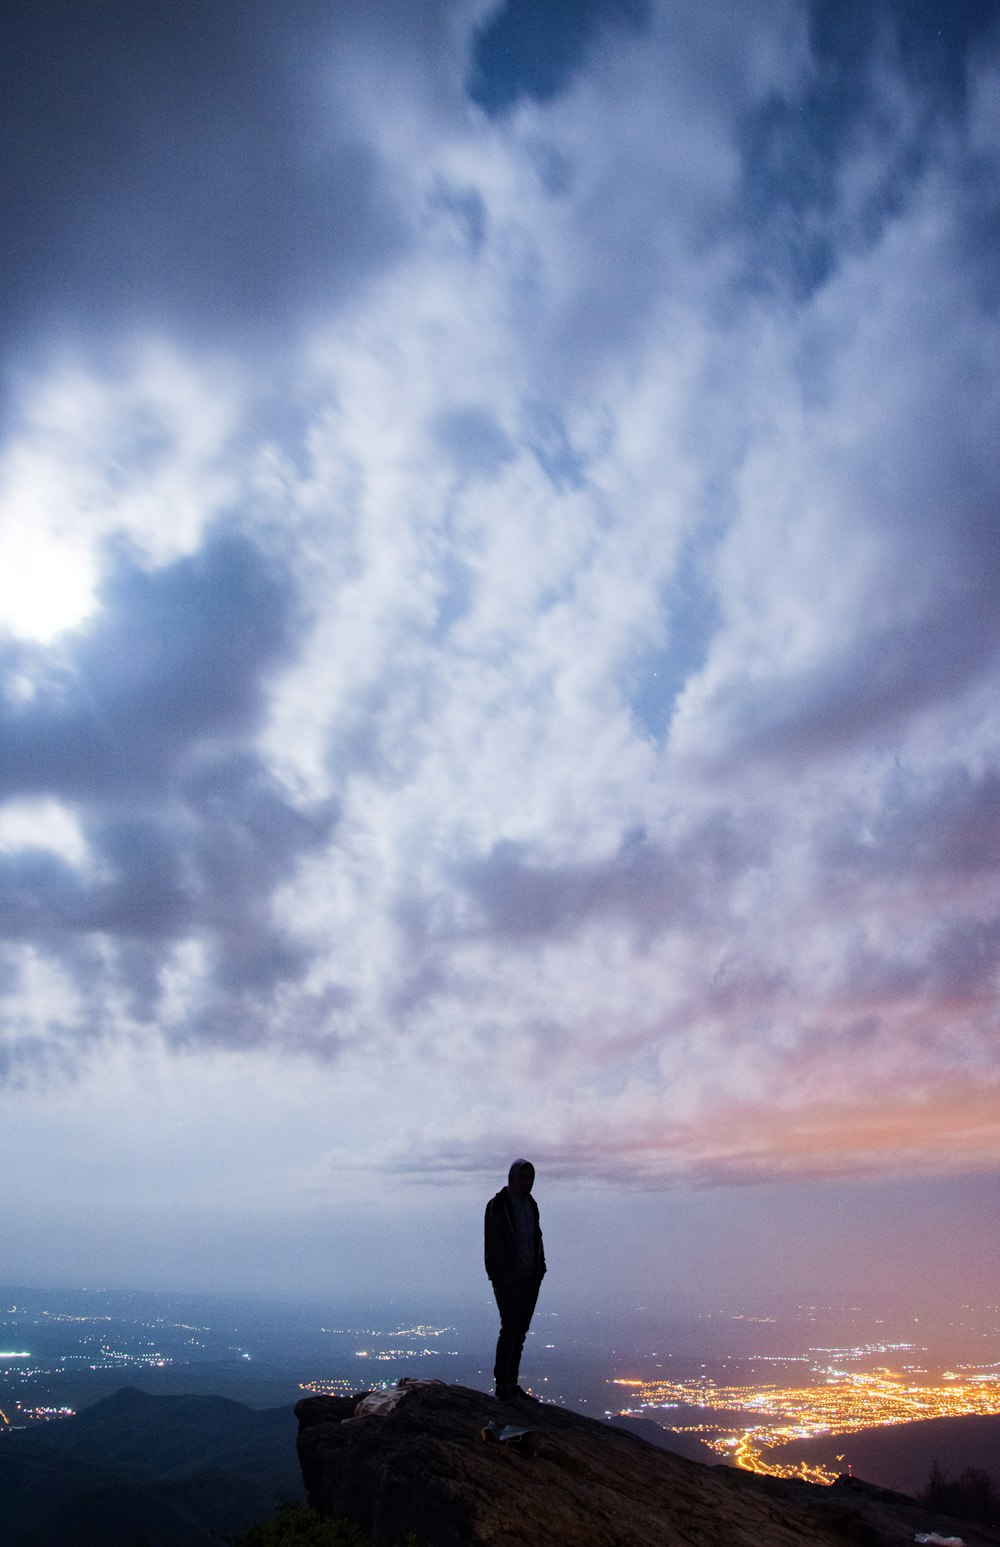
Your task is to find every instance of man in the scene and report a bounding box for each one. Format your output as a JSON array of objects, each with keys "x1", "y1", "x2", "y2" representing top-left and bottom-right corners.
[{"x1": 484, "y1": 1158, "x2": 546, "y2": 1401}]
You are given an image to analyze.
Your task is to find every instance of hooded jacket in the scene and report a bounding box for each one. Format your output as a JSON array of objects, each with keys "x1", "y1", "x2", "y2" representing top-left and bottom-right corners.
[{"x1": 484, "y1": 1160, "x2": 546, "y2": 1283}]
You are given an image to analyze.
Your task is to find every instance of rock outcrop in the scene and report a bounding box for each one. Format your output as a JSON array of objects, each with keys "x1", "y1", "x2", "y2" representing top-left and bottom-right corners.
[{"x1": 295, "y1": 1379, "x2": 1000, "y2": 1547}]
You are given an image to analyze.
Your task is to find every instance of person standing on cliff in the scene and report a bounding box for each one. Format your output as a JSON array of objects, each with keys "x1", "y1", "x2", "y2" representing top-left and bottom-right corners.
[{"x1": 484, "y1": 1158, "x2": 546, "y2": 1402}]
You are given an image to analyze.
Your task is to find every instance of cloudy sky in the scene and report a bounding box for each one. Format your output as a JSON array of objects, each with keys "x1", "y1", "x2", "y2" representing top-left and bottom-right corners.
[{"x1": 2, "y1": 0, "x2": 1000, "y2": 1310}]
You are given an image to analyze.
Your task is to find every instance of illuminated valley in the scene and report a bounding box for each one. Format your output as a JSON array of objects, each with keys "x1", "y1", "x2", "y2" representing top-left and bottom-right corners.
[
  {"x1": 5, "y1": 1284, "x2": 1000, "y2": 1501},
  {"x1": 613, "y1": 1360, "x2": 1000, "y2": 1483}
]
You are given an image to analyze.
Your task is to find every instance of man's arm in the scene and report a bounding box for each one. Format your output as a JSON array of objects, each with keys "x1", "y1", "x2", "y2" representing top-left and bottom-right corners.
[
  {"x1": 534, "y1": 1199, "x2": 546, "y2": 1278},
  {"x1": 484, "y1": 1193, "x2": 513, "y2": 1281},
  {"x1": 484, "y1": 1198, "x2": 501, "y2": 1279}
]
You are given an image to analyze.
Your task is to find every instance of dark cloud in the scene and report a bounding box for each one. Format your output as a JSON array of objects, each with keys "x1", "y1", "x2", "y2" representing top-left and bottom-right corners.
[
  {"x1": 727, "y1": 586, "x2": 1000, "y2": 770},
  {"x1": 736, "y1": 0, "x2": 999, "y2": 298},
  {"x1": 459, "y1": 818, "x2": 763, "y2": 943},
  {"x1": 0, "y1": 752, "x2": 338, "y2": 1052},
  {"x1": 0, "y1": 531, "x2": 299, "y2": 798},
  {"x1": 924, "y1": 915, "x2": 1000, "y2": 1009},
  {"x1": 822, "y1": 768, "x2": 1000, "y2": 885},
  {"x1": 0, "y1": 848, "x2": 91, "y2": 940},
  {"x1": 0, "y1": 0, "x2": 408, "y2": 373},
  {"x1": 0, "y1": 530, "x2": 339, "y2": 1061},
  {"x1": 842, "y1": 0, "x2": 997, "y2": 110},
  {"x1": 467, "y1": 0, "x2": 649, "y2": 116}
]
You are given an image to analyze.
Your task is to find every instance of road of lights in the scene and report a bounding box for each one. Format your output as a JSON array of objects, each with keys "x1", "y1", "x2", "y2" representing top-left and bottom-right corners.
[
  {"x1": 0, "y1": 1403, "x2": 76, "y2": 1429},
  {"x1": 613, "y1": 1368, "x2": 1000, "y2": 1484}
]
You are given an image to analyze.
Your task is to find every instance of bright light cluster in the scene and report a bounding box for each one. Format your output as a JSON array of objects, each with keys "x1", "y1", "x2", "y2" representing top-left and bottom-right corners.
[
  {"x1": 0, "y1": 1401, "x2": 76, "y2": 1429},
  {"x1": 614, "y1": 1366, "x2": 1000, "y2": 1484}
]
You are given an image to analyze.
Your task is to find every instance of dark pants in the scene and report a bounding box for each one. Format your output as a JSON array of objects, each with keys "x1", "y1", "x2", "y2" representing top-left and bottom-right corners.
[{"x1": 492, "y1": 1273, "x2": 541, "y2": 1392}]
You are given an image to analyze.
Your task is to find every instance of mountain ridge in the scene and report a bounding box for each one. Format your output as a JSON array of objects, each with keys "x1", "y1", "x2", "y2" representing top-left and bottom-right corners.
[{"x1": 0, "y1": 1384, "x2": 304, "y2": 1547}]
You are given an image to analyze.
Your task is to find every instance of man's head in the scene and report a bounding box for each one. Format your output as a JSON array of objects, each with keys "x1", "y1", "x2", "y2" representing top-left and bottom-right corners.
[{"x1": 508, "y1": 1159, "x2": 535, "y2": 1196}]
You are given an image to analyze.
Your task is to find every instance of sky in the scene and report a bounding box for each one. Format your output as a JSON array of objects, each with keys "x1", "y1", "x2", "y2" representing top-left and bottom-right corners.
[{"x1": 2, "y1": 0, "x2": 1000, "y2": 1314}]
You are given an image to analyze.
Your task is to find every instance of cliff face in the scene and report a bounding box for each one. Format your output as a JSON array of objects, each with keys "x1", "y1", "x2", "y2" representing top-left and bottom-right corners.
[{"x1": 295, "y1": 1380, "x2": 1000, "y2": 1547}]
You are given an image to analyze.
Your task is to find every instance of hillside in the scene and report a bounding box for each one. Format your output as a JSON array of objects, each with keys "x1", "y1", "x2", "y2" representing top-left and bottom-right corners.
[
  {"x1": 768, "y1": 1410, "x2": 1000, "y2": 1497},
  {"x1": 609, "y1": 1411, "x2": 721, "y2": 1464},
  {"x1": 0, "y1": 1385, "x2": 303, "y2": 1547},
  {"x1": 5, "y1": 1378, "x2": 1000, "y2": 1545},
  {"x1": 297, "y1": 1380, "x2": 1000, "y2": 1547}
]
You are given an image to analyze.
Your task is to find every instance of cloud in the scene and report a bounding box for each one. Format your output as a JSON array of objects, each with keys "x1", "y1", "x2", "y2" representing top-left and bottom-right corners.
[
  {"x1": 0, "y1": 0, "x2": 410, "y2": 372},
  {"x1": 0, "y1": 0, "x2": 999, "y2": 1219},
  {"x1": 386, "y1": 1074, "x2": 1000, "y2": 1188},
  {"x1": 0, "y1": 529, "x2": 337, "y2": 1069},
  {"x1": 458, "y1": 818, "x2": 763, "y2": 941},
  {"x1": 735, "y1": 0, "x2": 999, "y2": 296},
  {"x1": 0, "y1": 347, "x2": 241, "y2": 640},
  {"x1": 670, "y1": 114, "x2": 1000, "y2": 773},
  {"x1": 0, "y1": 530, "x2": 299, "y2": 797}
]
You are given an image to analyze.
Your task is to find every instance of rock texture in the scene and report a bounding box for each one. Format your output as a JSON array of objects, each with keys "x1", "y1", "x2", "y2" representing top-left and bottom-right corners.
[{"x1": 295, "y1": 1380, "x2": 1000, "y2": 1547}]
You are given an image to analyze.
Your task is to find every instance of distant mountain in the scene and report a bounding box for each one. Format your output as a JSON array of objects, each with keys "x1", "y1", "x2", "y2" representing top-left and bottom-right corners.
[
  {"x1": 767, "y1": 1411, "x2": 1000, "y2": 1497},
  {"x1": 610, "y1": 1409, "x2": 1000, "y2": 1499},
  {"x1": 9, "y1": 1356, "x2": 309, "y2": 1414},
  {"x1": 0, "y1": 1385, "x2": 304, "y2": 1547},
  {"x1": 609, "y1": 1413, "x2": 723, "y2": 1465}
]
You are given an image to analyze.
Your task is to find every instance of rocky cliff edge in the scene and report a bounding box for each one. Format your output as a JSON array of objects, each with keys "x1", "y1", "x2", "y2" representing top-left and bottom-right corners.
[{"x1": 295, "y1": 1379, "x2": 1000, "y2": 1547}]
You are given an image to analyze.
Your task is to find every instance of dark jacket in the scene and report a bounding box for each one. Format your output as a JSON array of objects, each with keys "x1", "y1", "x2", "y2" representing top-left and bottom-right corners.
[{"x1": 484, "y1": 1187, "x2": 546, "y2": 1283}]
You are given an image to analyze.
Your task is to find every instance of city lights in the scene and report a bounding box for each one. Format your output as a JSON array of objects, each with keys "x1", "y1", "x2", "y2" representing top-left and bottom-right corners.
[{"x1": 613, "y1": 1366, "x2": 1000, "y2": 1483}]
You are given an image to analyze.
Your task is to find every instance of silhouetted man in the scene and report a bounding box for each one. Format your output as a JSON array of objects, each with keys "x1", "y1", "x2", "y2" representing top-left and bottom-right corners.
[{"x1": 484, "y1": 1158, "x2": 546, "y2": 1401}]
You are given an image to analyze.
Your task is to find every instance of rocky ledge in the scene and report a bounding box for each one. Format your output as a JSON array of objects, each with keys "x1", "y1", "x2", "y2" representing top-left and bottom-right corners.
[{"x1": 295, "y1": 1379, "x2": 1000, "y2": 1547}]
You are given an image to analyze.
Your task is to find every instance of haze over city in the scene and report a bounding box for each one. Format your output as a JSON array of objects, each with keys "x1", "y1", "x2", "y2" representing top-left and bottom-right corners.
[{"x1": 2, "y1": 0, "x2": 999, "y2": 1316}]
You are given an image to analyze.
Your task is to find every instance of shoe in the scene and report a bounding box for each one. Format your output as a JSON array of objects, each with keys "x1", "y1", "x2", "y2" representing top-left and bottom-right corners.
[
  {"x1": 513, "y1": 1385, "x2": 538, "y2": 1401},
  {"x1": 495, "y1": 1384, "x2": 516, "y2": 1402}
]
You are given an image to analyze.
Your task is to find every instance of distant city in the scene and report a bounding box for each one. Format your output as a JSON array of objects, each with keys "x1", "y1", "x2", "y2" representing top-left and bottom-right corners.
[
  {"x1": 613, "y1": 1355, "x2": 1000, "y2": 1481},
  {"x1": 3, "y1": 1284, "x2": 999, "y2": 1488}
]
